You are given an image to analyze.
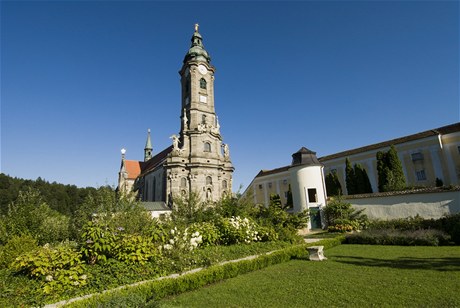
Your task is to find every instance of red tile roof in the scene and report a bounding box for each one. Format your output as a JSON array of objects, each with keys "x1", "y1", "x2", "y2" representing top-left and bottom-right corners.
[{"x1": 124, "y1": 160, "x2": 143, "y2": 179}]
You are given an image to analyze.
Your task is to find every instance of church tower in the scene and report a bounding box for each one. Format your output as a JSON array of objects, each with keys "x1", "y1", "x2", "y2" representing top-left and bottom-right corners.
[
  {"x1": 144, "y1": 129, "x2": 153, "y2": 162},
  {"x1": 164, "y1": 24, "x2": 234, "y2": 203}
]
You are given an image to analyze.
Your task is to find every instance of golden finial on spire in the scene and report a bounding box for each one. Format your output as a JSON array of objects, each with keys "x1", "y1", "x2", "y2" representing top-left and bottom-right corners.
[{"x1": 194, "y1": 23, "x2": 199, "y2": 32}]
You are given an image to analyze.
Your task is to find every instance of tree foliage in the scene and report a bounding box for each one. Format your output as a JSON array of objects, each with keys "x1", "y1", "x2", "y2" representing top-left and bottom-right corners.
[
  {"x1": 345, "y1": 158, "x2": 356, "y2": 195},
  {"x1": 324, "y1": 196, "x2": 368, "y2": 232},
  {"x1": 325, "y1": 172, "x2": 342, "y2": 196},
  {"x1": 344, "y1": 160, "x2": 373, "y2": 195},
  {"x1": 1, "y1": 188, "x2": 70, "y2": 245},
  {"x1": 0, "y1": 173, "x2": 96, "y2": 216},
  {"x1": 376, "y1": 145, "x2": 406, "y2": 192}
]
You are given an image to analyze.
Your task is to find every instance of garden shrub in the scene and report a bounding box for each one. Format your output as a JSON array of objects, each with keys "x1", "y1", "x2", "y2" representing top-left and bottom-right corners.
[
  {"x1": 325, "y1": 197, "x2": 368, "y2": 232},
  {"x1": 12, "y1": 242, "x2": 87, "y2": 294},
  {"x1": 368, "y1": 215, "x2": 425, "y2": 231},
  {"x1": 1, "y1": 188, "x2": 71, "y2": 245},
  {"x1": 188, "y1": 222, "x2": 220, "y2": 247},
  {"x1": 114, "y1": 234, "x2": 158, "y2": 265},
  {"x1": 66, "y1": 237, "x2": 344, "y2": 307},
  {"x1": 422, "y1": 213, "x2": 460, "y2": 244},
  {"x1": 80, "y1": 221, "x2": 116, "y2": 265},
  {"x1": 0, "y1": 234, "x2": 38, "y2": 268},
  {"x1": 345, "y1": 229, "x2": 451, "y2": 246},
  {"x1": 217, "y1": 216, "x2": 261, "y2": 245}
]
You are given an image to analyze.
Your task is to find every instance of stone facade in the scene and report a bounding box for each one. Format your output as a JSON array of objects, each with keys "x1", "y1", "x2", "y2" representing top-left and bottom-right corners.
[{"x1": 118, "y1": 25, "x2": 233, "y2": 205}]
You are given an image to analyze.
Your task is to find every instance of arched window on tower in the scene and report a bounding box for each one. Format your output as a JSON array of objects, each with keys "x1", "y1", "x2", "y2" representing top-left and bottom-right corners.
[
  {"x1": 206, "y1": 176, "x2": 212, "y2": 185},
  {"x1": 180, "y1": 177, "x2": 187, "y2": 188},
  {"x1": 204, "y1": 142, "x2": 211, "y2": 152},
  {"x1": 222, "y1": 180, "x2": 228, "y2": 190},
  {"x1": 200, "y1": 78, "x2": 207, "y2": 89}
]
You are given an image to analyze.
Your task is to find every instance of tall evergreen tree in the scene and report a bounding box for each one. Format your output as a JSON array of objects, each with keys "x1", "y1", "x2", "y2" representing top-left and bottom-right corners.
[
  {"x1": 376, "y1": 151, "x2": 388, "y2": 192},
  {"x1": 376, "y1": 145, "x2": 406, "y2": 192},
  {"x1": 386, "y1": 145, "x2": 406, "y2": 191},
  {"x1": 354, "y1": 164, "x2": 373, "y2": 194},
  {"x1": 325, "y1": 172, "x2": 342, "y2": 196},
  {"x1": 345, "y1": 158, "x2": 357, "y2": 195}
]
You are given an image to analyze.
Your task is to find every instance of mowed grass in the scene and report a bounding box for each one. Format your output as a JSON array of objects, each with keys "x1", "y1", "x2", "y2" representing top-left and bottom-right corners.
[{"x1": 161, "y1": 245, "x2": 460, "y2": 307}]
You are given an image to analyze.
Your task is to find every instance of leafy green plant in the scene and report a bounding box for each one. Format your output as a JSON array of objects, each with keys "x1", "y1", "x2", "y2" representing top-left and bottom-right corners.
[
  {"x1": 0, "y1": 234, "x2": 38, "y2": 269},
  {"x1": 1, "y1": 188, "x2": 71, "y2": 245},
  {"x1": 114, "y1": 234, "x2": 157, "y2": 265},
  {"x1": 80, "y1": 221, "x2": 116, "y2": 265},
  {"x1": 324, "y1": 197, "x2": 368, "y2": 232},
  {"x1": 65, "y1": 238, "x2": 344, "y2": 307},
  {"x1": 12, "y1": 242, "x2": 87, "y2": 294},
  {"x1": 189, "y1": 222, "x2": 221, "y2": 247},
  {"x1": 217, "y1": 216, "x2": 261, "y2": 245}
]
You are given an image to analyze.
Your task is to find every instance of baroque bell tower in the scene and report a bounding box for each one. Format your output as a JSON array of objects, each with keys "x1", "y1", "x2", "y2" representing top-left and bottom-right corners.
[{"x1": 164, "y1": 24, "x2": 234, "y2": 203}]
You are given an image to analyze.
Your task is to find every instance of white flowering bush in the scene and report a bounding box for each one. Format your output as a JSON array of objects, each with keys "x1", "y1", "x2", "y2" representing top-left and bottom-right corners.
[
  {"x1": 189, "y1": 222, "x2": 221, "y2": 247},
  {"x1": 162, "y1": 227, "x2": 203, "y2": 253},
  {"x1": 218, "y1": 216, "x2": 262, "y2": 245}
]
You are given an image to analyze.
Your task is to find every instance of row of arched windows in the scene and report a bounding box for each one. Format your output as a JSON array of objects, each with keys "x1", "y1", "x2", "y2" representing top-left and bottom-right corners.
[{"x1": 179, "y1": 177, "x2": 227, "y2": 189}]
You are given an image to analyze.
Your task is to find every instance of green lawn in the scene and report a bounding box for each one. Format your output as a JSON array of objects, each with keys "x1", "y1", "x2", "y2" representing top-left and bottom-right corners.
[{"x1": 161, "y1": 245, "x2": 460, "y2": 307}]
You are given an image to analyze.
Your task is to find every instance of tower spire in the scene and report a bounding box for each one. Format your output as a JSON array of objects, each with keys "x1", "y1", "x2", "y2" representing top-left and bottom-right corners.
[
  {"x1": 183, "y1": 23, "x2": 211, "y2": 63},
  {"x1": 144, "y1": 128, "x2": 153, "y2": 161}
]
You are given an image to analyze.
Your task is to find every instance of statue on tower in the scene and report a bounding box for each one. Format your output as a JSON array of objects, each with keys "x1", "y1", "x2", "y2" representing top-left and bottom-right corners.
[
  {"x1": 170, "y1": 134, "x2": 180, "y2": 150},
  {"x1": 222, "y1": 143, "x2": 230, "y2": 160}
]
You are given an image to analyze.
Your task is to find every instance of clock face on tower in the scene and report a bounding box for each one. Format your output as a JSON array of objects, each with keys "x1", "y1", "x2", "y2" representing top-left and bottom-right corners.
[{"x1": 198, "y1": 64, "x2": 207, "y2": 75}]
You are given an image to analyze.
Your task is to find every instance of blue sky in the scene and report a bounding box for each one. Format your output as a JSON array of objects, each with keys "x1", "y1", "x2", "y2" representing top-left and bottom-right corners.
[{"x1": 2, "y1": 1, "x2": 459, "y2": 190}]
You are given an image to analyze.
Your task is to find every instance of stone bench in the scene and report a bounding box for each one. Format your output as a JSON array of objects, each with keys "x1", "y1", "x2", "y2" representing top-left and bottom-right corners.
[{"x1": 306, "y1": 245, "x2": 327, "y2": 261}]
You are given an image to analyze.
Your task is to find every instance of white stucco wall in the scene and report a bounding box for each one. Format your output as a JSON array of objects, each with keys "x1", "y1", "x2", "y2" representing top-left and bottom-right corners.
[
  {"x1": 349, "y1": 190, "x2": 460, "y2": 220},
  {"x1": 290, "y1": 165, "x2": 327, "y2": 213}
]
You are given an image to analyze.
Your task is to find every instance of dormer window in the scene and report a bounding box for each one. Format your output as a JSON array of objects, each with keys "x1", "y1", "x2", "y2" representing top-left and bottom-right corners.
[{"x1": 200, "y1": 78, "x2": 207, "y2": 89}]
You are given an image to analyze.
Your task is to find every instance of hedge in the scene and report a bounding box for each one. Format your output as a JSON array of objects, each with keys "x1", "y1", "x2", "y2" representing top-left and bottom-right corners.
[{"x1": 63, "y1": 237, "x2": 345, "y2": 307}]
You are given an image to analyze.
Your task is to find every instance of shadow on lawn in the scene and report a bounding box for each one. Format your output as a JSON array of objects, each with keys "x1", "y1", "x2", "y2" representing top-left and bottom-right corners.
[{"x1": 332, "y1": 255, "x2": 460, "y2": 272}]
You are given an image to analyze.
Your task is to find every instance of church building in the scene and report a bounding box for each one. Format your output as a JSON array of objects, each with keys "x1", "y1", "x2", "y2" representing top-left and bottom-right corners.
[{"x1": 118, "y1": 25, "x2": 234, "y2": 206}]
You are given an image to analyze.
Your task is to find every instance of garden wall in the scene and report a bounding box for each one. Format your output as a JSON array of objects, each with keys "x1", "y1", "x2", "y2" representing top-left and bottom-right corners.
[{"x1": 345, "y1": 190, "x2": 460, "y2": 220}]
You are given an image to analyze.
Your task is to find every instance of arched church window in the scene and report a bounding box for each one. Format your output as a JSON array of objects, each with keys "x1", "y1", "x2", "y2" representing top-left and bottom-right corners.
[
  {"x1": 206, "y1": 176, "x2": 212, "y2": 185},
  {"x1": 204, "y1": 142, "x2": 211, "y2": 152},
  {"x1": 200, "y1": 78, "x2": 207, "y2": 89},
  {"x1": 180, "y1": 177, "x2": 187, "y2": 188},
  {"x1": 202, "y1": 114, "x2": 207, "y2": 124},
  {"x1": 206, "y1": 188, "x2": 212, "y2": 201},
  {"x1": 222, "y1": 180, "x2": 228, "y2": 189}
]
